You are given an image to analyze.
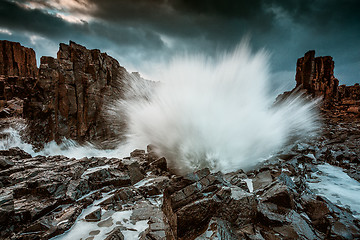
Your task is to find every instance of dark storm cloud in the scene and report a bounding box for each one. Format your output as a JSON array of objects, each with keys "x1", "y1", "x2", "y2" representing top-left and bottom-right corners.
[
  {"x1": 0, "y1": 0, "x2": 359, "y2": 84},
  {"x1": 84, "y1": 0, "x2": 360, "y2": 65},
  {"x1": 86, "y1": 0, "x2": 276, "y2": 38},
  {"x1": 0, "y1": 0, "x2": 167, "y2": 57},
  {"x1": 0, "y1": 0, "x2": 82, "y2": 38},
  {"x1": 86, "y1": 0, "x2": 360, "y2": 34}
]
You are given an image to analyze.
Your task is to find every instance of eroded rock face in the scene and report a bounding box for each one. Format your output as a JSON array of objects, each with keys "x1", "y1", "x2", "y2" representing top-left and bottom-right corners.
[
  {"x1": 0, "y1": 40, "x2": 37, "y2": 78},
  {"x1": 0, "y1": 41, "x2": 38, "y2": 117},
  {"x1": 337, "y1": 84, "x2": 360, "y2": 114},
  {"x1": 282, "y1": 50, "x2": 360, "y2": 116},
  {"x1": 23, "y1": 41, "x2": 132, "y2": 148},
  {"x1": 0, "y1": 40, "x2": 150, "y2": 148},
  {"x1": 295, "y1": 50, "x2": 339, "y2": 102}
]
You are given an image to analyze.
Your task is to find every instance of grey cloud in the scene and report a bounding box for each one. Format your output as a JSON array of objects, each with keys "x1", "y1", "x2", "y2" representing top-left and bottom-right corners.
[
  {"x1": 0, "y1": 0, "x2": 81, "y2": 38},
  {"x1": 0, "y1": 0, "x2": 359, "y2": 85},
  {"x1": 0, "y1": 1, "x2": 167, "y2": 51}
]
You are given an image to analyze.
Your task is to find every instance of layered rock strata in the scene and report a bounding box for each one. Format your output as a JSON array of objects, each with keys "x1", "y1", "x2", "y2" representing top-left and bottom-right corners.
[
  {"x1": 0, "y1": 40, "x2": 37, "y2": 78},
  {"x1": 295, "y1": 50, "x2": 339, "y2": 102}
]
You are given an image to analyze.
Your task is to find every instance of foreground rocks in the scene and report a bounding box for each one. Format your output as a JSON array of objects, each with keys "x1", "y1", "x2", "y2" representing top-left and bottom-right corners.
[
  {"x1": 1, "y1": 137, "x2": 359, "y2": 240},
  {"x1": 163, "y1": 155, "x2": 359, "y2": 239},
  {"x1": 0, "y1": 146, "x2": 169, "y2": 239}
]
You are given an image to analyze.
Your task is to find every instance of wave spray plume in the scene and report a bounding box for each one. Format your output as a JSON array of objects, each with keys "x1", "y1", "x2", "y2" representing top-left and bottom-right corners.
[{"x1": 114, "y1": 42, "x2": 320, "y2": 174}]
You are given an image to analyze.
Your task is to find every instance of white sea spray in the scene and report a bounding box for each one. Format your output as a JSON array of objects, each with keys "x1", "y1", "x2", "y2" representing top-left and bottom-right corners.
[{"x1": 112, "y1": 42, "x2": 320, "y2": 174}]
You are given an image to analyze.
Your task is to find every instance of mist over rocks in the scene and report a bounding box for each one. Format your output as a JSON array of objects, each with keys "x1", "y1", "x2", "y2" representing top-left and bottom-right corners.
[{"x1": 120, "y1": 44, "x2": 321, "y2": 174}]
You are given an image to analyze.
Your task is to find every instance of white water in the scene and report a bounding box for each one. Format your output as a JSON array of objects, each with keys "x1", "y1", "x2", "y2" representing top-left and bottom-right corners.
[
  {"x1": 0, "y1": 125, "x2": 35, "y2": 155},
  {"x1": 0, "y1": 125, "x2": 131, "y2": 159},
  {"x1": 308, "y1": 164, "x2": 360, "y2": 218},
  {"x1": 112, "y1": 42, "x2": 320, "y2": 174}
]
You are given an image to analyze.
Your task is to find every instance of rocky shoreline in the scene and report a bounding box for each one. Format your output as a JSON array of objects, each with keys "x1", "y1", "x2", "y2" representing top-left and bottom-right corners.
[
  {"x1": 1, "y1": 40, "x2": 360, "y2": 239},
  {"x1": 1, "y1": 126, "x2": 359, "y2": 239}
]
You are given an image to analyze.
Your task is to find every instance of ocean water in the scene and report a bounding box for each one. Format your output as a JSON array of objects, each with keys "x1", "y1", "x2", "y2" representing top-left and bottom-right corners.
[
  {"x1": 0, "y1": 125, "x2": 131, "y2": 159},
  {"x1": 308, "y1": 164, "x2": 360, "y2": 218}
]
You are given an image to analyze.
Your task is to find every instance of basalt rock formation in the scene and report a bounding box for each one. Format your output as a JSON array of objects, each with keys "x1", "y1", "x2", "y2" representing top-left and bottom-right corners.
[
  {"x1": 1, "y1": 42, "x2": 360, "y2": 240},
  {"x1": 0, "y1": 40, "x2": 37, "y2": 78},
  {"x1": 0, "y1": 40, "x2": 144, "y2": 149},
  {"x1": 283, "y1": 50, "x2": 360, "y2": 115},
  {"x1": 0, "y1": 41, "x2": 38, "y2": 118},
  {"x1": 295, "y1": 50, "x2": 339, "y2": 102},
  {"x1": 23, "y1": 41, "x2": 132, "y2": 148}
]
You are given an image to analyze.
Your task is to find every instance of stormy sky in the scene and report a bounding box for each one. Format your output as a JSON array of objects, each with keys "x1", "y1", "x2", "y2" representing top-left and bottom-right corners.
[{"x1": 0, "y1": 0, "x2": 359, "y2": 90}]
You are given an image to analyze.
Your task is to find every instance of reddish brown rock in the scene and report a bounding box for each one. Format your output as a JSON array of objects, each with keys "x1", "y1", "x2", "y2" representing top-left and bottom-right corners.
[
  {"x1": 0, "y1": 41, "x2": 38, "y2": 117},
  {"x1": 22, "y1": 41, "x2": 135, "y2": 148},
  {"x1": 0, "y1": 40, "x2": 150, "y2": 147},
  {"x1": 279, "y1": 50, "x2": 360, "y2": 117},
  {"x1": 85, "y1": 208, "x2": 102, "y2": 222},
  {"x1": 338, "y1": 83, "x2": 360, "y2": 114},
  {"x1": 295, "y1": 50, "x2": 339, "y2": 102},
  {"x1": 0, "y1": 40, "x2": 37, "y2": 78}
]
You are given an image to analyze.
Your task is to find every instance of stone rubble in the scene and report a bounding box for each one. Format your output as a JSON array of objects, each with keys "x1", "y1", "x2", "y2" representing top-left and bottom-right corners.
[{"x1": 0, "y1": 128, "x2": 359, "y2": 240}]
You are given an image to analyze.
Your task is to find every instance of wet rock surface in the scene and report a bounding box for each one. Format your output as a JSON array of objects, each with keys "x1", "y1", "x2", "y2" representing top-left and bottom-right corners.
[
  {"x1": 0, "y1": 147, "x2": 170, "y2": 239},
  {"x1": 1, "y1": 121, "x2": 360, "y2": 240}
]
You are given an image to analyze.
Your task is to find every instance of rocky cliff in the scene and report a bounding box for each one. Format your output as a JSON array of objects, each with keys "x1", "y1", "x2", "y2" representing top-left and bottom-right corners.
[
  {"x1": 23, "y1": 41, "x2": 132, "y2": 148},
  {"x1": 0, "y1": 40, "x2": 143, "y2": 148},
  {"x1": 0, "y1": 41, "x2": 38, "y2": 118},
  {"x1": 283, "y1": 50, "x2": 360, "y2": 115},
  {"x1": 1, "y1": 41, "x2": 360, "y2": 240},
  {"x1": 295, "y1": 50, "x2": 339, "y2": 102},
  {"x1": 0, "y1": 40, "x2": 37, "y2": 78}
]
